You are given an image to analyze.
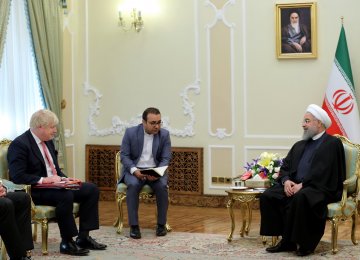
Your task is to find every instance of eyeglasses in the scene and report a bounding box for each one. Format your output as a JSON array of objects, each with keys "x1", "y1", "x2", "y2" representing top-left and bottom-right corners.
[{"x1": 147, "y1": 120, "x2": 162, "y2": 126}]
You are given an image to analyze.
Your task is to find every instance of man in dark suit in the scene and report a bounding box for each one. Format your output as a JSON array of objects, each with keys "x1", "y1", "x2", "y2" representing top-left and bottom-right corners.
[
  {"x1": 120, "y1": 107, "x2": 171, "y2": 239},
  {"x1": 260, "y1": 104, "x2": 345, "y2": 256},
  {"x1": 7, "y1": 109, "x2": 106, "y2": 256},
  {"x1": 0, "y1": 183, "x2": 33, "y2": 260}
]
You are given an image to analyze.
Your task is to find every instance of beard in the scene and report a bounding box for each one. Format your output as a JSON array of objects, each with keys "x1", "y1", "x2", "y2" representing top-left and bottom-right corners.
[
  {"x1": 291, "y1": 22, "x2": 300, "y2": 33},
  {"x1": 302, "y1": 126, "x2": 318, "y2": 140}
]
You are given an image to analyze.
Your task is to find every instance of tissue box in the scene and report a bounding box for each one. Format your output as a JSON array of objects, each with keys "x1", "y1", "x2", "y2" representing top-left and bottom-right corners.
[{"x1": 245, "y1": 179, "x2": 270, "y2": 188}]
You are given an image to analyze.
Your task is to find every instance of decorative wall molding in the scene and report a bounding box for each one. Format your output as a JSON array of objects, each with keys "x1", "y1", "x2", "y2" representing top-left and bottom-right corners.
[
  {"x1": 83, "y1": 80, "x2": 200, "y2": 137},
  {"x1": 63, "y1": 0, "x2": 75, "y2": 138},
  {"x1": 208, "y1": 145, "x2": 235, "y2": 190},
  {"x1": 83, "y1": 0, "x2": 200, "y2": 137},
  {"x1": 205, "y1": 0, "x2": 236, "y2": 139}
]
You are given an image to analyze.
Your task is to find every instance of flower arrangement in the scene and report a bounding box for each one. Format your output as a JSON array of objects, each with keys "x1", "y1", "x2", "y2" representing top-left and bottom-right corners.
[{"x1": 240, "y1": 152, "x2": 284, "y2": 186}]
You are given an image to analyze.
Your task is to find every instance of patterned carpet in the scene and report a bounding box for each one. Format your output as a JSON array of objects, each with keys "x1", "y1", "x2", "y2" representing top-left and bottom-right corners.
[{"x1": 31, "y1": 224, "x2": 358, "y2": 259}]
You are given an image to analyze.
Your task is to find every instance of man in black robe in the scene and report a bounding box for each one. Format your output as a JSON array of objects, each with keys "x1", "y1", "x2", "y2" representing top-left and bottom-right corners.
[{"x1": 260, "y1": 104, "x2": 345, "y2": 256}]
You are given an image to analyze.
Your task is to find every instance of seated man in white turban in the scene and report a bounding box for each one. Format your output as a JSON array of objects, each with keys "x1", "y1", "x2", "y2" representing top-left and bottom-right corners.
[{"x1": 260, "y1": 104, "x2": 345, "y2": 257}]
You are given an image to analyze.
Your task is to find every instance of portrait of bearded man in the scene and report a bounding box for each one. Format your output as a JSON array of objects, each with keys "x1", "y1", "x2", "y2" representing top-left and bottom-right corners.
[{"x1": 281, "y1": 9, "x2": 311, "y2": 53}]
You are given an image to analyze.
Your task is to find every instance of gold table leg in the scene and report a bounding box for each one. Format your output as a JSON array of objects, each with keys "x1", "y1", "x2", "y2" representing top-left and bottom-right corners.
[
  {"x1": 240, "y1": 202, "x2": 253, "y2": 236},
  {"x1": 227, "y1": 198, "x2": 235, "y2": 242},
  {"x1": 239, "y1": 202, "x2": 247, "y2": 237},
  {"x1": 245, "y1": 202, "x2": 253, "y2": 235}
]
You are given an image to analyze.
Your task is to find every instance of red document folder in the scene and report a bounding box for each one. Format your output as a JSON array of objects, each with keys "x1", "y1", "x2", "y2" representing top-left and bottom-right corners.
[{"x1": 33, "y1": 180, "x2": 81, "y2": 190}]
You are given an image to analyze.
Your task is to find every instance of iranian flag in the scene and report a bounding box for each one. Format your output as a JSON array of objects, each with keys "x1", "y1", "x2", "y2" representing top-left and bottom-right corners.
[{"x1": 322, "y1": 25, "x2": 360, "y2": 143}]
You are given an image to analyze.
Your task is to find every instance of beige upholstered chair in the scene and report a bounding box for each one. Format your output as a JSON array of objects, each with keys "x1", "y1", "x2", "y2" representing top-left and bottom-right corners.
[
  {"x1": 113, "y1": 151, "x2": 171, "y2": 234},
  {"x1": 326, "y1": 134, "x2": 360, "y2": 254},
  {"x1": 0, "y1": 139, "x2": 79, "y2": 255}
]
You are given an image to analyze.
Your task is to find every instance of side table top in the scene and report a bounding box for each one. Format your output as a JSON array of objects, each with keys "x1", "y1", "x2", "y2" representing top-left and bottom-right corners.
[{"x1": 225, "y1": 188, "x2": 266, "y2": 196}]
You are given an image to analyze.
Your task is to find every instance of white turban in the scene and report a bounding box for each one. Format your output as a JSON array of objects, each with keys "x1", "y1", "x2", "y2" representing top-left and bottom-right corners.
[{"x1": 306, "y1": 104, "x2": 332, "y2": 129}]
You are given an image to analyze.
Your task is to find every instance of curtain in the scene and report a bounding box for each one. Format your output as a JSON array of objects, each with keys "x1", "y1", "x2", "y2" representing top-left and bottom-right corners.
[
  {"x1": 27, "y1": 0, "x2": 68, "y2": 172},
  {"x1": 0, "y1": 0, "x2": 11, "y2": 66},
  {"x1": 0, "y1": 0, "x2": 44, "y2": 139}
]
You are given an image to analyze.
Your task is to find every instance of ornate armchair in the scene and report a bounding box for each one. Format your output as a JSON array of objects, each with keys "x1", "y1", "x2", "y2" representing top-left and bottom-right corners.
[
  {"x1": 113, "y1": 151, "x2": 171, "y2": 234},
  {"x1": 0, "y1": 139, "x2": 79, "y2": 255},
  {"x1": 326, "y1": 135, "x2": 360, "y2": 254}
]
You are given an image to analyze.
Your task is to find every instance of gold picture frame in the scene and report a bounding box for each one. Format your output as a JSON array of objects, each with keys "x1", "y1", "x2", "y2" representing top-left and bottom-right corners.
[{"x1": 276, "y1": 2, "x2": 317, "y2": 59}]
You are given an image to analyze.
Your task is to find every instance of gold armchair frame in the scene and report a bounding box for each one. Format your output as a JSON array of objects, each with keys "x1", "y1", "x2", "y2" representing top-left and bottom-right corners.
[
  {"x1": 327, "y1": 135, "x2": 360, "y2": 254},
  {"x1": 113, "y1": 151, "x2": 171, "y2": 234}
]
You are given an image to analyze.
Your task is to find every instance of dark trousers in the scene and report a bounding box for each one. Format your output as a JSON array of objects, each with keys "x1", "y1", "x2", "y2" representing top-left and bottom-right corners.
[
  {"x1": 0, "y1": 192, "x2": 33, "y2": 259},
  {"x1": 124, "y1": 173, "x2": 168, "y2": 226},
  {"x1": 260, "y1": 184, "x2": 326, "y2": 251},
  {"x1": 31, "y1": 182, "x2": 100, "y2": 239}
]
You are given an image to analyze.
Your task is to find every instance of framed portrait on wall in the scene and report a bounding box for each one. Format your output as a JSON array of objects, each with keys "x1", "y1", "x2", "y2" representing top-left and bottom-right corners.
[{"x1": 276, "y1": 2, "x2": 317, "y2": 59}]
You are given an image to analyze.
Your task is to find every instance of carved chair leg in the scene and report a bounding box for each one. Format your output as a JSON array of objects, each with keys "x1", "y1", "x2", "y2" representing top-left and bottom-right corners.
[
  {"x1": 113, "y1": 195, "x2": 120, "y2": 228},
  {"x1": 166, "y1": 195, "x2": 172, "y2": 232},
  {"x1": 272, "y1": 236, "x2": 278, "y2": 246},
  {"x1": 32, "y1": 223, "x2": 38, "y2": 242},
  {"x1": 165, "y1": 223, "x2": 172, "y2": 232},
  {"x1": 115, "y1": 193, "x2": 126, "y2": 234},
  {"x1": 351, "y1": 212, "x2": 358, "y2": 245},
  {"x1": 41, "y1": 219, "x2": 49, "y2": 255},
  {"x1": 330, "y1": 218, "x2": 339, "y2": 254}
]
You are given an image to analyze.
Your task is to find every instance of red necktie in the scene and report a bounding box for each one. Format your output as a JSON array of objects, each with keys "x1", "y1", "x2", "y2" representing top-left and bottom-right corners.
[{"x1": 41, "y1": 142, "x2": 58, "y2": 176}]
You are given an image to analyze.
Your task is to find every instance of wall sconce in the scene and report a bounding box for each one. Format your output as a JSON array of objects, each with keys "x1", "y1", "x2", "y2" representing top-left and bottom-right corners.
[
  {"x1": 60, "y1": 0, "x2": 67, "y2": 9},
  {"x1": 59, "y1": 0, "x2": 68, "y2": 14},
  {"x1": 118, "y1": 8, "x2": 144, "y2": 33}
]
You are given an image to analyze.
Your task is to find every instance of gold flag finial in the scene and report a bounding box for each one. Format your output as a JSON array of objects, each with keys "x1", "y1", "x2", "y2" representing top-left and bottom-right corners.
[{"x1": 341, "y1": 16, "x2": 344, "y2": 25}]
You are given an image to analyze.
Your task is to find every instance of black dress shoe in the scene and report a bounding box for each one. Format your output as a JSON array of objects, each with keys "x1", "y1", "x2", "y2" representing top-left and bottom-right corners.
[
  {"x1": 130, "y1": 225, "x2": 141, "y2": 239},
  {"x1": 60, "y1": 240, "x2": 89, "y2": 256},
  {"x1": 76, "y1": 236, "x2": 107, "y2": 250},
  {"x1": 266, "y1": 239, "x2": 297, "y2": 253},
  {"x1": 296, "y1": 248, "x2": 313, "y2": 257},
  {"x1": 156, "y1": 224, "x2": 167, "y2": 236}
]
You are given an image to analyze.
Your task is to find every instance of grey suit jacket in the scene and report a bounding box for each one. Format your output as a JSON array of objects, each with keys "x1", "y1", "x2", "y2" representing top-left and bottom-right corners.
[{"x1": 119, "y1": 124, "x2": 171, "y2": 182}]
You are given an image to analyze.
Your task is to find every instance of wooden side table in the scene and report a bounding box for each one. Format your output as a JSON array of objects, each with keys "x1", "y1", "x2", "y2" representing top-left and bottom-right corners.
[{"x1": 226, "y1": 189, "x2": 264, "y2": 242}]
